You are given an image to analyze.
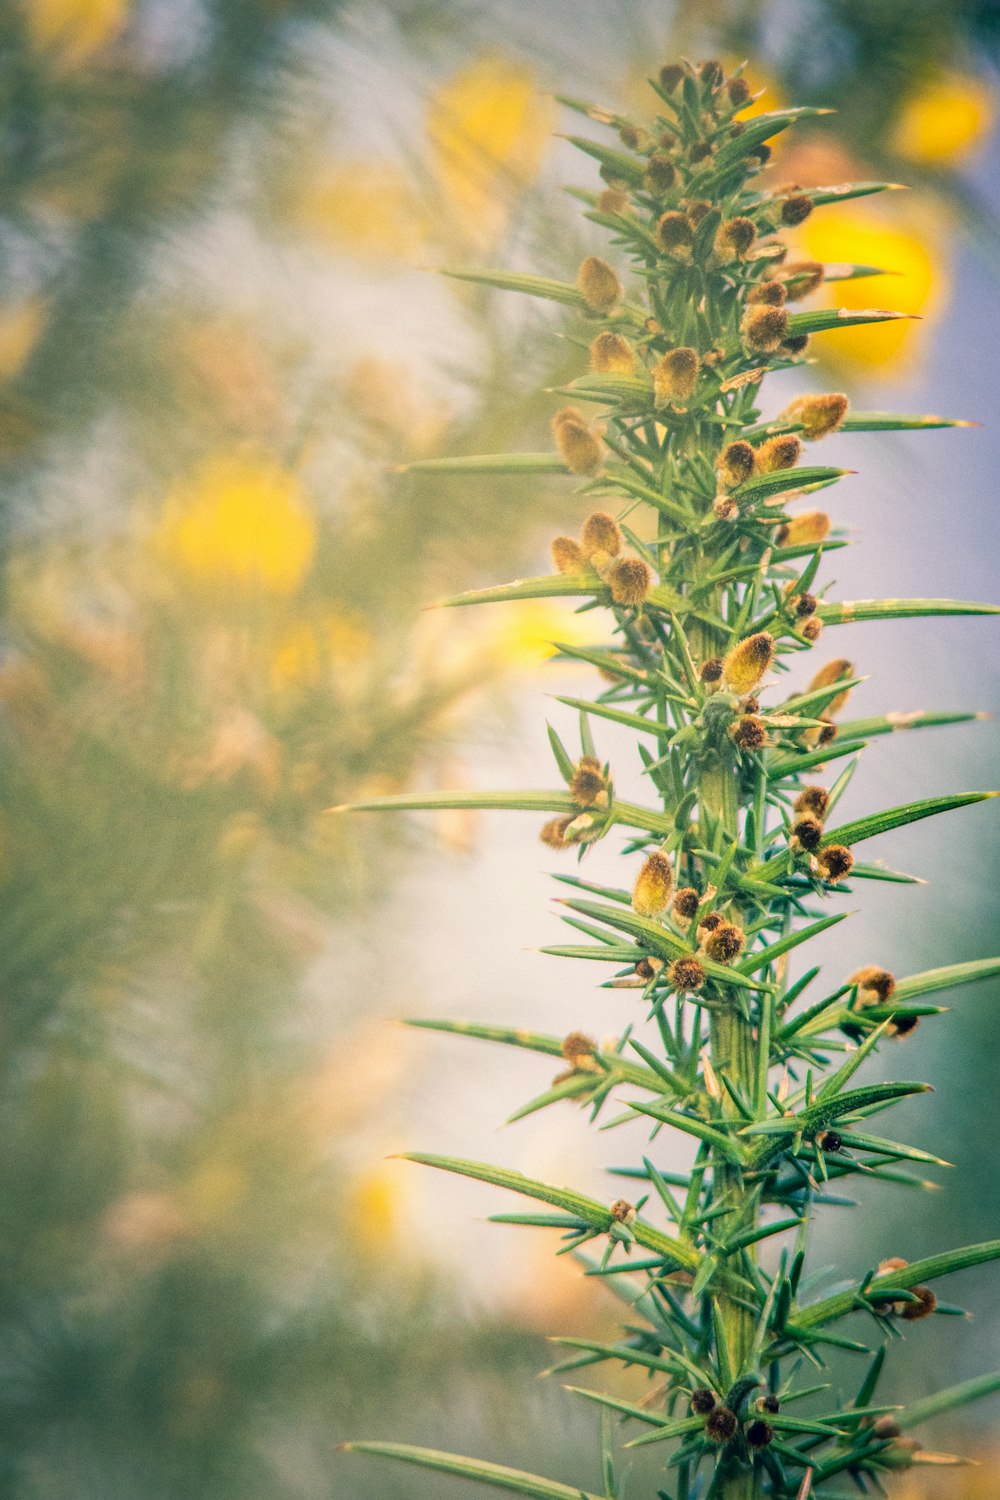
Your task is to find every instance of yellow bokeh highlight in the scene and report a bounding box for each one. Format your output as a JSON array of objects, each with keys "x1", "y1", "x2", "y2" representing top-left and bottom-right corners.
[
  {"x1": 299, "y1": 160, "x2": 427, "y2": 262},
  {"x1": 427, "y1": 54, "x2": 554, "y2": 246},
  {"x1": 893, "y1": 71, "x2": 994, "y2": 164},
  {"x1": 24, "y1": 0, "x2": 129, "y2": 64},
  {"x1": 0, "y1": 299, "x2": 47, "y2": 381},
  {"x1": 799, "y1": 205, "x2": 945, "y2": 375},
  {"x1": 485, "y1": 600, "x2": 603, "y2": 672},
  {"x1": 155, "y1": 452, "x2": 317, "y2": 595},
  {"x1": 270, "y1": 612, "x2": 372, "y2": 691}
]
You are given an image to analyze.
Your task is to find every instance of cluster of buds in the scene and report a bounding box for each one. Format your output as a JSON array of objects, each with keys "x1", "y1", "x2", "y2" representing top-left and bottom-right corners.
[
  {"x1": 550, "y1": 510, "x2": 653, "y2": 606},
  {"x1": 696, "y1": 910, "x2": 745, "y2": 963},
  {"x1": 539, "y1": 754, "x2": 612, "y2": 851},
  {"x1": 689, "y1": 1387, "x2": 776, "y2": 1451}
]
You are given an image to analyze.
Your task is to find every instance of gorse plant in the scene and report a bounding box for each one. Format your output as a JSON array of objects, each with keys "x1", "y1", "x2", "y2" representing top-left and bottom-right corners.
[{"x1": 337, "y1": 58, "x2": 1000, "y2": 1500}]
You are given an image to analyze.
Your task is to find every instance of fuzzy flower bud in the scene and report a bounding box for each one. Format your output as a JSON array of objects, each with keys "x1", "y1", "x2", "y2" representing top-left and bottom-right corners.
[
  {"x1": 597, "y1": 186, "x2": 630, "y2": 215},
  {"x1": 776, "y1": 511, "x2": 831, "y2": 547},
  {"x1": 809, "y1": 657, "x2": 854, "y2": 718},
  {"x1": 672, "y1": 887, "x2": 700, "y2": 920},
  {"x1": 815, "y1": 844, "x2": 854, "y2": 882},
  {"x1": 550, "y1": 535, "x2": 584, "y2": 574},
  {"x1": 745, "y1": 1419, "x2": 774, "y2": 1450},
  {"x1": 552, "y1": 408, "x2": 604, "y2": 474},
  {"x1": 658, "y1": 63, "x2": 685, "y2": 93},
  {"x1": 714, "y1": 216, "x2": 756, "y2": 260},
  {"x1": 700, "y1": 657, "x2": 724, "y2": 685},
  {"x1": 576, "y1": 256, "x2": 623, "y2": 313},
  {"x1": 755, "y1": 434, "x2": 803, "y2": 474},
  {"x1": 570, "y1": 755, "x2": 609, "y2": 808},
  {"x1": 643, "y1": 153, "x2": 677, "y2": 193},
  {"x1": 610, "y1": 1198, "x2": 636, "y2": 1224},
  {"x1": 781, "y1": 193, "x2": 814, "y2": 226},
  {"x1": 790, "y1": 816, "x2": 823, "y2": 852},
  {"x1": 723, "y1": 630, "x2": 774, "y2": 694},
  {"x1": 748, "y1": 280, "x2": 787, "y2": 307},
  {"x1": 816, "y1": 1128, "x2": 843, "y2": 1153},
  {"x1": 716, "y1": 440, "x2": 755, "y2": 490},
  {"x1": 742, "y1": 305, "x2": 790, "y2": 353},
  {"x1": 634, "y1": 955, "x2": 664, "y2": 981},
  {"x1": 561, "y1": 1031, "x2": 599, "y2": 1069},
  {"x1": 781, "y1": 393, "x2": 849, "y2": 440},
  {"x1": 653, "y1": 347, "x2": 700, "y2": 405},
  {"x1": 668, "y1": 956, "x2": 706, "y2": 993},
  {"x1": 713, "y1": 495, "x2": 739, "y2": 522},
  {"x1": 590, "y1": 331, "x2": 636, "y2": 375},
  {"x1": 794, "y1": 785, "x2": 829, "y2": 819},
  {"x1": 705, "y1": 1407, "x2": 738, "y2": 1444},
  {"x1": 849, "y1": 965, "x2": 896, "y2": 1007},
  {"x1": 690, "y1": 1387, "x2": 717, "y2": 1414},
  {"x1": 608, "y1": 556, "x2": 652, "y2": 605},
  {"x1": 731, "y1": 714, "x2": 768, "y2": 751},
  {"x1": 801, "y1": 616, "x2": 823, "y2": 642},
  {"x1": 703, "y1": 921, "x2": 745, "y2": 963},
  {"x1": 726, "y1": 76, "x2": 751, "y2": 107},
  {"x1": 780, "y1": 260, "x2": 825, "y2": 299},
  {"x1": 580, "y1": 511, "x2": 622, "y2": 567},
  {"x1": 632, "y1": 850, "x2": 673, "y2": 916},
  {"x1": 656, "y1": 211, "x2": 694, "y2": 254},
  {"x1": 539, "y1": 816, "x2": 573, "y2": 849}
]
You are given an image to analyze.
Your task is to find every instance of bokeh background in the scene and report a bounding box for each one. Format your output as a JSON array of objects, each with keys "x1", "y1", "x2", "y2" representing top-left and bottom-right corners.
[{"x1": 1, "y1": 0, "x2": 999, "y2": 1496}]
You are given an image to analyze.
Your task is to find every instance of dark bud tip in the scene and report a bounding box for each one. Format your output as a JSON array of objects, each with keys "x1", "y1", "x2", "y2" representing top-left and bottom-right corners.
[
  {"x1": 658, "y1": 63, "x2": 685, "y2": 93},
  {"x1": 672, "y1": 886, "x2": 700, "y2": 919},
  {"x1": 817, "y1": 1128, "x2": 843, "y2": 1153},
  {"x1": 745, "y1": 1418, "x2": 774, "y2": 1450},
  {"x1": 705, "y1": 1406, "x2": 739, "y2": 1443},
  {"x1": 690, "y1": 1387, "x2": 717, "y2": 1414},
  {"x1": 781, "y1": 194, "x2": 814, "y2": 226}
]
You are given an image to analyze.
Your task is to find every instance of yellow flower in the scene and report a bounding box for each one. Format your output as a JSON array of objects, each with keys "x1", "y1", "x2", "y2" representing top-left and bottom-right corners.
[
  {"x1": 156, "y1": 452, "x2": 317, "y2": 595},
  {"x1": 0, "y1": 299, "x2": 46, "y2": 381},
  {"x1": 24, "y1": 0, "x2": 129, "y2": 65},
  {"x1": 269, "y1": 611, "x2": 372, "y2": 690},
  {"x1": 485, "y1": 601, "x2": 600, "y2": 672},
  {"x1": 798, "y1": 205, "x2": 945, "y2": 375},
  {"x1": 298, "y1": 159, "x2": 427, "y2": 263},
  {"x1": 427, "y1": 55, "x2": 554, "y2": 247},
  {"x1": 893, "y1": 71, "x2": 994, "y2": 164}
]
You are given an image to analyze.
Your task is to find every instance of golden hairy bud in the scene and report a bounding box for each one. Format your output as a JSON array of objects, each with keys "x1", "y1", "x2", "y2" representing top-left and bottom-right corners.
[
  {"x1": 723, "y1": 630, "x2": 774, "y2": 694},
  {"x1": 644, "y1": 153, "x2": 677, "y2": 193},
  {"x1": 755, "y1": 434, "x2": 803, "y2": 474},
  {"x1": 704, "y1": 921, "x2": 745, "y2": 962},
  {"x1": 705, "y1": 1406, "x2": 738, "y2": 1444},
  {"x1": 794, "y1": 785, "x2": 829, "y2": 820},
  {"x1": 700, "y1": 657, "x2": 724, "y2": 685},
  {"x1": 713, "y1": 494, "x2": 739, "y2": 522},
  {"x1": 815, "y1": 844, "x2": 854, "y2": 882},
  {"x1": 731, "y1": 714, "x2": 768, "y2": 751},
  {"x1": 781, "y1": 392, "x2": 849, "y2": 440},
  {"x1": 539, "y1": 816, "x2": 573, "y2": 849},
  {"x1": 668, "y1": 955, "x2": 706, "y2": 992},
  {"x1": 781, "y1": 193, "x2": 814, "y2": 226},
  {"x1": 653, "y1": 346, "x2": 700, "y2": 404},
  {"x1": 561, "y1": 1031, "x2": 598, "y2": 1067},
  {"x1": 716, "y1": 439, "x2": 756, "y2": 491},
  {"x1": 776, "y1": 511, "x2": 831, "y2": 547},
  {"x1": 791, "y1": 591, "x2": 818, "y2": 618},
  {"x1": 610, "y1": 1198, "x2": 636, "y2": 1224},
  {"x1": 849, "y1": 965, "x2": 897, "y2": 1006},
  {"x1": 569, "y1": 755, "x2": 608, "y2": 808},
  {"x1": 809, "y1": 657, "x2": 854, "y2": 718},
  {"x1": 685, "y1": 200, "x2": 712, "y2": 227},
  {"x1": 550, "y1": 535, "x2": 584, "y2": 574},
  {"x1": 742, "y1": 304, "x2": 789, "y2": 353},
  {"x1": 632, "y1": 850, "x2": 673, "y2": 916},
  {"x1": 552, "y1": 408, "x2": 604, "y2": 475},
  {"x1": 888, "y1": 1012, "x2": 920, "y2": 1038},
  {"x1": 714, "y1": 216, "x2": 756, "y2": 260},
  {"x1": 790, "y1": 816, "x2": 823, "y2": 852},
  {"x1": 697, "y1": 911, "x2": 723, "y2": 936},
  {"x1": 597, "y1": 186, "x2": 631, "y2": 215},
  {"x1": 656, "y1": 211, "x2": 694, "y2": 253},
  {"x1": 801, "y1": 615, "x2": 823, "y2": 642},
  {"x1": 899, "y1": 1285, "x2": 937, "y2": 1320},
  {"x1": 672, "y1": 886, "x2": 700, "y2": 920},
  {"x1": 581, "y1": 510, "x2": 622, "y2": 566},
  {"x1": 782, "y1": 333, "x2": 810, "y2": 357},
  {"x1": 590, "y1": 331, "x2": 636, "y2": 375},
  {"x1": 634, "y1": 955, "x2": 664, "y2": 980},
  {"x1": 780, "y1": 260, "x2": 825, "y2": 299},
  {"x1": 577, "y1": 256, "x2": 623, "y2": 313},
  {"x1": 748, "y1": 280, "x2": 787, "y2": 307},
  {"x1": 608, "y1": 556, "x2": 652, "y2": 605}
]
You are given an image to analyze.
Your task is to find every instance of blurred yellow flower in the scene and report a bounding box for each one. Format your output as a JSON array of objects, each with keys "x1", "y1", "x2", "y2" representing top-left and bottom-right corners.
[
  {"x1": 427, "y1": 55, "x2": 554, "y2": 247},
  {"x1": 798, "y1": 205, "x2": 945, "y2": 375},
  {"x1": 0, "y1": 299, "x2": 46, "y2": 381},
  {"x1": 298, "y1": 160, "x2": 427, "y2": 263},
  {"x1": 270, "y1": 611, "x2": 372, "y2": 691},
  {"x1": 347, "y1": 1162, "x2": 405, "y2": 1250},
  {"x1": 893, "y1": 71, "x2": 994, "y2": 164},
  {"x1": 23, "y1": 0, "x2": 129, "y2": 65},
  {"x1": 485, "y1": 600, "x2": 603, "y2": 672},
  {"x1": 156, "y1": 452, "x2": 317, "y2": 594}
]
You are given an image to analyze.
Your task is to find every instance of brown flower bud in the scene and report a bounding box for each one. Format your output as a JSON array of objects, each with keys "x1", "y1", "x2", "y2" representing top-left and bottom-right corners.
[
  {"x1": 703, "y1": 921, "x2": 745, "y2": 963},
  {"x1": 689, "y1": 140, "x2": 713, "y2": 164},
  {"x1": 700, "y1": 657, "x2": 724, "y2": 684},
  {"x1": 723, "y1": 631, "x2": 774, "y2": 694},
  {"x1": 817, "y1": 722, "x2": 838, "y2": 746},
  {"x1": 745, "y1": 1418, "x2": 774, "y2": 1450},
  {"x1": 610, "y1": 1198, "x2": 636, "y2": 1224},
  {"x1": 632, "y1": 850, "x2": 674, "y2": 917},
  {"x1": 597, "y1": 186, "x2": 631, "y2": 215},
  {"x1": 634, "y1": 955, "x2": 664, "y2": 980},
  {"x1": 716, "y1": 440, "x2": 756, "y2": 490},
  {"x1": 713, "y1": 495, "x2": 739, "y2": 522},
  {"x1": 672, "y1": 887, "x2": 700, "y2": 919},
  {"x1": 561, "y1": 1031, "x2": 598, "y2": 1068},
  {"x1": 873, "y1": 1416, "x2": 902, "y2": 1439},
  {"x1": 790, "y1": 816, "x2": 823, "y2": 852},
  {"x1": 699, "y1": 59, "x2": 724, "y2": 87},
  {"x1": 577, "y1": 256, "x2": 623, "y2": 313},
  {"x1": 781, "y1": 333, "x2": 810, "y2": 356},
  {"x1": 705, "y1": 1406, "x2": 738, "y2": 1443},
  {"x1": 849, "y1": 965, "x2": 896, "y2": 1007},
  {"x1": 731, "y1": 714, "x2": 768, "y2": 751},
  {"x1": 697, "y1": 911, "x2": 723, "y2": 935},
  {"x1": 816, "y1": 1128, "x2": 843, "y2": 1153},
  {"x1": 808, "y1": 657, "x2": 854, "y2": 718},
  {"x1": 657, "y1": 211, "x2": 694, "y2": 254},
  {"x1": 659, "y1": 63, "x2": 685, "y2": 93},
  {"x1": 540, "y1": 816, "x2": 574, "y2": 849},
  {"x1": 590, "y1": 331, "x2": 636, "y2": 375},
  {"x1": 780, "y1": 260, "x2": 825, "y2": 299},
  {"x1": 581, "y1": 510, "x2": 622, "y2": 566},
  {"x1": 618, "y1": 123, "x2": 648, "y2": 151},
  {"x1": 781, "y1": 194, "x2": 814, "y2": 226},
  {"x1": 668, "y1": 955, "x2": 706, "y2": 993},
  {"x1": 781, "y1": 392, "x2": 849, "y2": 440},
  {"x1": 775, "y1": 511, "x2": 830, "y2": 547},
  {"x1": 815, "y1": 844, "x2": 854, "y2": 882},
  {"x1": 742, "y1": 305, "x2": 789, "y2": 353},
  {"x1": 552, "y1": 408, "x2": 604, "y2": 474},
  {"x1": 757, "y1": 1394, "x2": 780, "y2": 1415},
  {"x1": 570, "y1": 755, "x2": 608, "y2": 808},
  {"x1": 888, "y1": 1012, "x2": 920, "y2": 1039},
  {"x1": 690, "y1": 1387, "x2": 717, "y2": 1414},
  {"x1": 685, "y1": 199, "x2": 712, "y2": 226},
  {"x1": 654, "y1": 347, "x2": 700, "y2": 404},
  {"x1": 608, "y1": 556, "x2": 652, "y2": 605},
  {"x1": 644, "y1": 154, "x2": 677, "y2": 193},
  {"x1": 714, "y1": 216, "x2": 756, "y2": 260},
  {"x1": 751, "y1": 143, "x2": 772, "y2": 165},
  {"x1": 791, "y1": 591, "x2": 817, "y2": 618},
  {"x1": 748, "y1": 280, "x2": 787, "y2": 307},
  {"x1": 551, "y1": 535, "x2": 584, "y2": 574},
  {"x1": 755, "y1": 434, "x2": 803, "y2": 473},
  {"x1": 801, "y1": 616, "x2": 823, "y2": 642},
  {"x1": 899, "y1": 1285, "x2": 937, "y2": 1321},
  {"x1": 727, "y1": 76, "x2": 751, "y2": 108},
  {"x1": 794, "y1": 785, "x2": 829, "y2": 820}
]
